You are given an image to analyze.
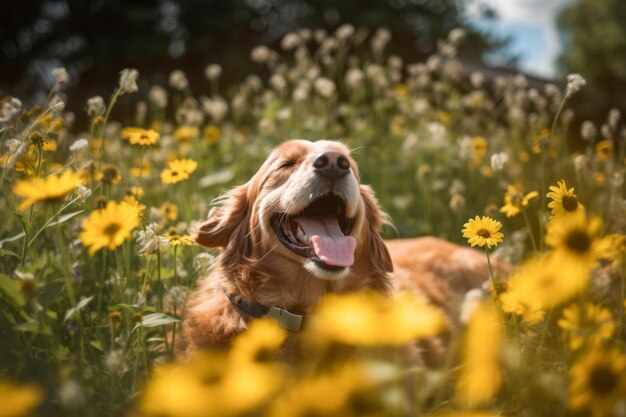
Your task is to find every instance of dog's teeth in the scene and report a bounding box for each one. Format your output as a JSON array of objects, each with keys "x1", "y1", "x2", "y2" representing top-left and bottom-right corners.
[{"x1": 296, "y1": 226, "x2": 308, "y2": 243}]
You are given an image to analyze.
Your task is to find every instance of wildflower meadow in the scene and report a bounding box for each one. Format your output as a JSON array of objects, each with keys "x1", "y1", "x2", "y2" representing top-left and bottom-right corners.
[{"x1": 1, "y1": 27, "x2": 626, "y2": 417}]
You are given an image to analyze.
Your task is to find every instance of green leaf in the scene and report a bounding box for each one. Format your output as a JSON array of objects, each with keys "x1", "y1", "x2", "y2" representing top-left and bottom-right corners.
[
  {"x1": 64, "y1": 295, "x2": 94, "y2": 322},
  {"x1": 0, "y1": 248, "x2": 20, "y2": 259},
  {"x1": 12, "y1": 211, "x2": 30, "y2": 234},
  {"x1": 45, "y1": 210, "x2": 84, "y2": 229},
  {"x1": 0, "y1": 273, "x2": 25, "y2": 308},
  {"x1": 89, "y1": 340, "x2": 104, "y2": 352},
  {"x1": 38, "y1": 280, "x2": 65, "y2": 309},
  {"x1": 16, "y1": 321, "x2": 52, "y2": 335},
  {"x1": 133, "y1": 312, "x2": 180, "y2": 332},
  {"x1": 0, "y1": 232, "x2": 25, "y2": 248}
]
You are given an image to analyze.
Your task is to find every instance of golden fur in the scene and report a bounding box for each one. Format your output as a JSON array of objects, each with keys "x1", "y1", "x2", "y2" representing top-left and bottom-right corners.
[{"x1": 181, "y1": 140, "x2": 492, "y2": 361}]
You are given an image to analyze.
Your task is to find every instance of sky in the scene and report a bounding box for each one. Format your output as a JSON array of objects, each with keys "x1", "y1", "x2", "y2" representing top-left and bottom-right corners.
[{"x1": 468, "y1": 0, "x2": 575, "y2": 79}]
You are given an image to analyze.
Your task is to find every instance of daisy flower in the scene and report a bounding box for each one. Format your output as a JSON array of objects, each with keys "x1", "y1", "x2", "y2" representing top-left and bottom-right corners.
[
  {"x1": 160, "y1": 158, "x2": 197, "y2": 185},
  {"x1": 546, "y1": 179, "x2": 585, "y2": 217},
  {"x1": 13, "y1": 171, "x2": 81, "y2": 211},
  {"x1": 569, "y1": 347, "x2": 626, "y2": 416},
  {"x1": 164, "y1": 234, "x2": 194, "y2": 247},
  {"x1": 500, "y1": 184, "x2": 538, "y2": 218},
  {"x1": 79, "y1": 201, "x2": 140, "y2": 255},
  {"x1": 545, "y1": 212, "x2": 611, "y2": 265},
  {"x1": 462, "y1": 216, "x2": 504, "y2": 249},
  {"x1": 121, "y1": 127, "x2": 160, "y2": 146},
  {"x1": 558, "y1": 303, "x2": 615, "y2": 351}
]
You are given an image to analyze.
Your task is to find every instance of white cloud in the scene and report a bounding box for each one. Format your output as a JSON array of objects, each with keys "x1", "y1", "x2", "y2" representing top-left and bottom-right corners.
[{"x1": 471, "y1": 0, "x2": 574, "y2": 77}]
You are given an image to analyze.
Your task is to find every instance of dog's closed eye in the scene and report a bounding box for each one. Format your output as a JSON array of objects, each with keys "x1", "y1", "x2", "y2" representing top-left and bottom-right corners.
[{"x1": 278, "y1": 160, "x2": 297, "y2": 169}]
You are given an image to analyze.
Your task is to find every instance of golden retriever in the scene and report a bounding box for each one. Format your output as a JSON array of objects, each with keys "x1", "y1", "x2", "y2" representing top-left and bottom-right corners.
[{"x1": 182, "y1": 140, "x2": 492, "y2": 361}]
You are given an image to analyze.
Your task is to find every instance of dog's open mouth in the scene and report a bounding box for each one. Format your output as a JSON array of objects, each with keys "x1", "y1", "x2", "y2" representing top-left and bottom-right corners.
[{"x1": 271, "y1": 194, "x2": 356, "y2": 272}]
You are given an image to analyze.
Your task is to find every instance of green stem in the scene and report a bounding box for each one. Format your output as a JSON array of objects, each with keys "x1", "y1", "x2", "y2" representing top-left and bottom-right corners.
[
  {"x1": 98, "y1": 87, "x2": 123, "y2": 163},
  {"x1": 521, "y1": 209, "x2": 539, "y2": 253}
]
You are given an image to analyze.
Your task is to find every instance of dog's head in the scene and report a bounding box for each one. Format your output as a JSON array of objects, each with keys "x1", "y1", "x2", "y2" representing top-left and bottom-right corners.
[{"x1": 194, "y1": 140, "x2": 392, "y2": 289}]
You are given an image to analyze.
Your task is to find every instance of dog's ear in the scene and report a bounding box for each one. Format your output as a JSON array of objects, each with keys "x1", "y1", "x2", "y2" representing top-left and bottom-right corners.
[
  {"x1": 358, "y1": 185, "x2": 393, "y2": 275},
  {"x1": 194, "y1": 184, "x2": 253, "y2": 268}
]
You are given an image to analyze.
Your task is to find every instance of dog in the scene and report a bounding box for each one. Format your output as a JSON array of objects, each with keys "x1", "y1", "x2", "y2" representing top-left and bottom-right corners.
[{"x1": 181, "y1": 139, "x2": 492, "y2": 363}]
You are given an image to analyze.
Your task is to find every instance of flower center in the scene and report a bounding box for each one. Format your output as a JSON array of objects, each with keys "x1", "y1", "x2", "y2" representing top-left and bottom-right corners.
[
  {"x1": 477, "y1": 229, "x2": 491, "y2": 238},
  {"x1": 562, "y1": 195, "x2": 579, "y2": 211},
  {"x1": 565, "y1": 229, "x2": 591, "y2": 253},
  {"x1": 589, "y1": 366, "x2": 617, "y2": 395},
  {"x1": 103, "y1": 222, "x2": 122, "y2": 237},
  {"x1": 171, "y1": 170, "x2": 179, "y2": 177}
]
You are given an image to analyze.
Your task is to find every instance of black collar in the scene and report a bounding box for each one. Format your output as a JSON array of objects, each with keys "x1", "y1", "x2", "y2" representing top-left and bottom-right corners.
[{"x1": 224, "y1": 291, "x2": 306, "y2": 332}]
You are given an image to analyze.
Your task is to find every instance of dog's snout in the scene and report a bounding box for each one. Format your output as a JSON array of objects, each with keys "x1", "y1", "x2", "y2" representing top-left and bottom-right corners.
[{"x1": 313, "y1": 152, "x2": 350, "y2": 179}]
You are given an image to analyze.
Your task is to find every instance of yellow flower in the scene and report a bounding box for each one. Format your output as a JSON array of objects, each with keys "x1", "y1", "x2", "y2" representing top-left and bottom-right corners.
[
  {"x1": 169, "y1": 158, "x2": 197, "y2": 175},
  {"x1": 161, "y1": 167, "x2": 188, "y2": 184},
  {"x1": 531, "y1": 128, "x2": 555, "y2": 155},
  {"x1": 439, "y1": 111, "x2": 452, "y2": 125},
  {"x1": 455, "y1": 300, "x2": 502, "y2": 408},
  {"x1": 394, "y1": 83, "x2": 409, "y2": 97},
  {"x1": 594, "y1": 140, "x2": 613, "y2": 161},
  {"x1": 593, "y1": 171, "x2": 606, "y2": 185},
  {"x1": 0, "y1": 380, "x2": 43, "y2": 417},
  {"x1": 173, "y1": 126, "x2": 199, "y2": 144},
  {"x1": 137, "y1": 355, "x2": 225, "y2": 417},
  {"x1": 500, "y1": 289, "x2": 545, "y2": 324},
  {"x1": 160, "y1": 159, "x2": 197, "y2": 185},
  {"x1": 229, "y1": 319, "x2": 287, "y2": 365},
  {"x1": 79, "y1": 201, "x2": 140, "y2": 255},
  {"x1": 128, "y1": 186, "x2": 145, "y2": 198},
  {"x1": 123, "y1": 195, "x2": 146, "y2": 219},
  {"x1": 545, "y1": 212, "x2": 611, "y2": 266},
  {"x1": 470, "y1": 136, "x2": 487, "y2": 166},
  {"x1": 159, "y1": 202, "x2": 178, "y2": 222},
  {"x1": 507, "y1": 254, "x2": 589, "y2": 310},
  {"x1": 269, "y1": 361, "x2": 376, "y2": 417},
  {"x1": 390, "y1": 115, "x2": 406, "y2": 135},
  {"x1": 204, "y1": 124, "x2": 221, "y2": 145},
  {"x1": 546, "y1": 179, "x2": 585, "y2": 217},
  {"x1": 97, "y1": 164, "x2": 122, "y2": 185},
  {"x1": 601, "y1": 233, "x2": 626, "y2": 266},
  {"x1": 308, "y1": 292, "x2": 444, "y2": 346},
  {"x1": 462, "y1": 216, "x2": 504, "y2": 249},
  {"x1": 121, "y1": 127, "x2": 160, "y2": 146},
  {"x1": 13, "y1": 170, "x2": 81, "y2": 211},
  {"x1": 131, "y1": 160, "x2": 153, "y2": 177},
  {"x1": 164, "y1": 234, "x2": 194, "y2": 246},
  {"x1": 500, "y1": 184, "x2": 539, "y2": 218},
  {"x1": 569, "y1": 347, "x2": 626, "y2": 416},
  {"x1": 558, "y1": 304, "x2": 615, "y2": 351}
]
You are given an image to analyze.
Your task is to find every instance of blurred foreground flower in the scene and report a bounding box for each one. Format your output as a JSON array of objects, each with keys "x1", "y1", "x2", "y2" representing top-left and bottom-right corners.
[
  {"x1": 558, "y1": 303, "x2": 615, "y2": 351},
  {"x1": 79, "y1": 201, "x2": 140, "y2": 255},
  {"x1": 13, "y1": 170, "x2": 81, "y2": 211},
  {"x1": 0, "y1": 380, "x2": 43, "y2": 417},
  {"x1": 462, "y1": 216, "x2": 503, "y2": 249},
  {"x1": 269, "y1": 361, "x2": 380, "y2": 417},
  {"x1": 137, "y1": 319, "x2": 286, "y2": 417},
  {"x1": 307, "y1": 292, "x2": 444, "y2": 346},
  {"x1": 545, "y1": 213, "x2": 611, "y2": 266},
  {"x1": 505, "y1": 254, "x2": 588, "y2": 310},
  {"x1": 455, "y1": 300, "x2": 502, "y2": 407},
  {"x1": 569, "y1": 347, "x2": 626, "y2": 416}
]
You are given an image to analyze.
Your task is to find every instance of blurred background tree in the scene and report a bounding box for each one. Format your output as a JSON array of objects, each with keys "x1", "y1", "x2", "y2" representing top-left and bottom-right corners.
[
  {"x1": 1, "y1": 0, "x2": 503, "y2": 118},
  {"x1": 557, "y1": 0, "x2": 626, "y2": 121}
]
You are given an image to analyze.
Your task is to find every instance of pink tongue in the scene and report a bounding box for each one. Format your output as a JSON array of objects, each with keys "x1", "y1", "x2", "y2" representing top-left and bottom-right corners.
[{"x1": 293, "y1": 216, "x2": 356, "y2": 267}]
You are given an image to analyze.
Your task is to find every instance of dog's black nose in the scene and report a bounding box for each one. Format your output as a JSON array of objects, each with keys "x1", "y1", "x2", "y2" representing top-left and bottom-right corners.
[{"x1": 313, "y1": 151, "x2": 350, "y2": 179}]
